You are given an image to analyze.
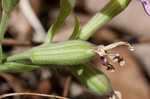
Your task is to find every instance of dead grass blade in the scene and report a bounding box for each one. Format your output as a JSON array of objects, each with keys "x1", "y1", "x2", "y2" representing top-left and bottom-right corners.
[{"x1": 0, "y1": 92, "x2": 70, "y2": 99}]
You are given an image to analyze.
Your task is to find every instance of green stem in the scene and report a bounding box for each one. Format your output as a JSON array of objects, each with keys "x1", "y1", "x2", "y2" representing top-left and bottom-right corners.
[
  {"x1": 79, "y1": 0, "x2": 131, "y2": 40},
  {"x1": 0, "y1": 11, "x2": 8, "y2": 63}
]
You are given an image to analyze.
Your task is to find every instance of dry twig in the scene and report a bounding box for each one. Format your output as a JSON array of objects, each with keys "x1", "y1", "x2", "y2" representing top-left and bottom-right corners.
[
  {"x1": 0, "y1": 92, "x2": 70, "y2": 99},
  {"x1": 2, "y1": 38, "x2": 30, "y2": 46},
  {"x1": 63, "y1": 76, "x2": 71, "y2": 97}
]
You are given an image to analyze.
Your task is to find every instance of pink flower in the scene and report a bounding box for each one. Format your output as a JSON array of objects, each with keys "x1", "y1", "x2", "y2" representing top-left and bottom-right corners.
[{"x1": 140, "y1": 0, "x2": 150, "y2": 16}]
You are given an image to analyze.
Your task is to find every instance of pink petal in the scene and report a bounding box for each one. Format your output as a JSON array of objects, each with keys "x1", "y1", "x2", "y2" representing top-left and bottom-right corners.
[{"x1": 140, "y1": 0, "x2": 150, "y2": 16}]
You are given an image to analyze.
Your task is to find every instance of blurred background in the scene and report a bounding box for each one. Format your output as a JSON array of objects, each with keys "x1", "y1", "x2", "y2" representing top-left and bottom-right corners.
[{"x1": 0, "y1": 0, "x2": 150, "y2": 99}]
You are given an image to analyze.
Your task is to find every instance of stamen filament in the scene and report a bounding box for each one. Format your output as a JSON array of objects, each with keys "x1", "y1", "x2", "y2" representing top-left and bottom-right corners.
[{"x1": 103, "y1": 42, "x2": 134, "y2": 51}]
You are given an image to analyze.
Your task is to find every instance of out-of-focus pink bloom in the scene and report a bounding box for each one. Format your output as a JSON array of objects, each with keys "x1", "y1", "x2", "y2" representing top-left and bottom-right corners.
[{"x1": 140, "y1": 0, "x2": 150, "y2": 16}]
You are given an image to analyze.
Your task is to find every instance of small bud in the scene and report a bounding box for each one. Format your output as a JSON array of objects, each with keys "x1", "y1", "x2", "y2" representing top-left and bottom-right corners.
[{"x1": 69, "y1": 63, "x2": 114, "y2": 96}]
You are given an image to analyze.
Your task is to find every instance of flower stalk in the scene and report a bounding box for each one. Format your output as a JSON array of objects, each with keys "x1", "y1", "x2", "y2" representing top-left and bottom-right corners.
[{"x1": 78, "y1": 0, "x2": 131, "y2": 40}]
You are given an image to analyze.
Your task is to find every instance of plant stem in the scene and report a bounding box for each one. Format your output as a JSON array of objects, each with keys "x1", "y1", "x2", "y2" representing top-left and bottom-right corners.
[
  {"x1": 0, "y1": 11, "x2": 8, "y2": 63},
  {"x1": 79, "y1": 0, "x2": 131, "y2": 40}
]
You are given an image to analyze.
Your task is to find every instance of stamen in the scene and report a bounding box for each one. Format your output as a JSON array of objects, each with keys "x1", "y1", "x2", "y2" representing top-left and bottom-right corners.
[
  {"x1": 100, "y1": 57, "x2": 115, "y2": 71},
  {"x1": 103, "y1": 42, "x2": 134, "y2": 51},
  {"x1": 107, "y1": 64, "x2": 115, "y2": 72},
  {"x1": 93, "y1": 41, "x2": 134, "y2": 71},
  {"x1": 109, "y1": 53, "x2": 120, "y2": 62},
  {"x1": 104, "y1": 56, "x2": 116, "y2": 71},
  {"x1": 109, "y1": 54, "x2": 125, "y2": 66}
]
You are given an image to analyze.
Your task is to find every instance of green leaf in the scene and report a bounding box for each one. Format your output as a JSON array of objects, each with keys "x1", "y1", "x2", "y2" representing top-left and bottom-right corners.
[
  {"x1": 45, "y1": 0, "x2": 76, "y2": 43},
  {"x1": 2, "y1": 0, "x2": 19, "y2": 13},
  {"x1": 69, "y1": 16, "x2": 80, "y2": 40},
  {"x1": 0, "y1": 62, "x2": 39, "y2": 72}
]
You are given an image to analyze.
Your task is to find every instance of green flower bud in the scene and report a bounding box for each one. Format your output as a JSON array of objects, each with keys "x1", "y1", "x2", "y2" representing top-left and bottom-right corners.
[
  {"x1": 69, "y1": 63, "x2": 113, "y2": 96},
  {"x1": 2, "y1": 0, "x2": 19, "y2": 13},
  {"x1": 7, "y1": 40, "x2": 133, "y2": 68},
  {"x1": 0, "y1": 62, "x2": 39, "y2": 72},
  {"x1": 7, "y1": 40, "x2": 96, "y2": 65}
]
